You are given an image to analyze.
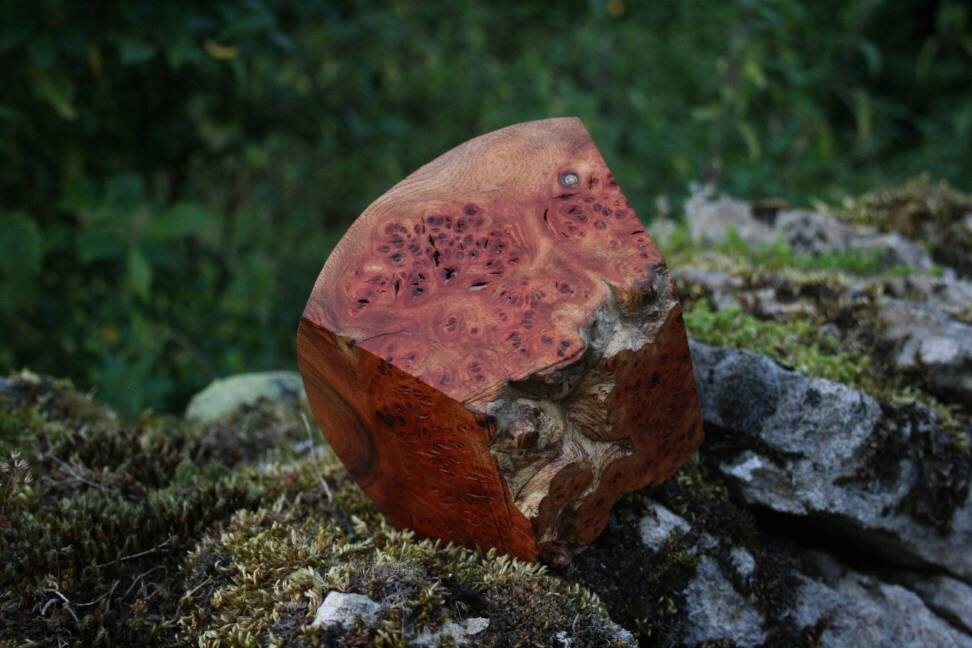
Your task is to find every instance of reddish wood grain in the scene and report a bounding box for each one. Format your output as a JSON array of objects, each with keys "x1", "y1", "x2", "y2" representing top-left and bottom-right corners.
[
  {"x1": 298, "y1": 117, "x2": 702, "y2": 562},
  {"x1": 297, "y1": 320, "x2": 538, "y2": 557}
]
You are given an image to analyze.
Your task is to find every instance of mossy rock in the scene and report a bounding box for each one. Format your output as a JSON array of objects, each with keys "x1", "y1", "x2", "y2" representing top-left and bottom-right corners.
[
  {"x1": 835, "y1": 176, "x2": 972, "y2": 276},
  {"x1": 185, "y1": 371, "x2": 306, "y2": 424}
]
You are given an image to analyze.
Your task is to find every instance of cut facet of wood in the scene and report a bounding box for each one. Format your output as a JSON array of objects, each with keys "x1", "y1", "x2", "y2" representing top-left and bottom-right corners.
[{"x1": 297, "y1": 117, "x2": 702, "y2": 563}]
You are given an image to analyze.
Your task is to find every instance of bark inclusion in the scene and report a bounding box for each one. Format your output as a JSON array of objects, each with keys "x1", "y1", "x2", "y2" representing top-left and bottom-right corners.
[{"x1": 487, "y1": 269, "x2": 683, "y2": 563}]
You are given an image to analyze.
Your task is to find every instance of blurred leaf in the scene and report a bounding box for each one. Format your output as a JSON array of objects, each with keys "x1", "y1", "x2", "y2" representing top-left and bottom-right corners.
[
  {"x1": 29, "y1": 68, "x2": 76, "y2": 120},
  {"x1": 58, "y1": 177, "x2": 99, "y2": 213},
  {"x1": 127, "y1": 247, "x2": 152, "y2": 298},
  {"x1": 104, "y1": 174, "x2": 145, "y2": 209},
  {"x1": 220, "y1": 11, "x2": 276, "y2": 39},
  {"x1": 691, "y1": 105, "x2": 721, "y2": 123},
  {"x1": 204, "y1": 39, "x2": 239, "y2": 60},
  {"x1": 915, "y1": 38, "x2": 938, "y2": 81},
  {"x1": 737, "y1": 121, "x2": 761, "y2": 160},
  {"x1": 0, "y1": 211, "x2": 42, "y2": 277},
  {"x1": 116, "y1": 36, "x2": 156, "y2": 65},
  {"x1": 87, "y1": 43, "x2": 104, "y2": 77},
  {"x1": 854, "y1": 88, "x2": 873, "y2": 146},
  {"x1": 147, "y1": 203, "x2": 209, "y2": 240},
  {"x1": 166, "y1": 36, "x2": 201, "y2": 68},
  {"x1": 27, "y1": 36, "x2": 56, "y2": 68},
  {"x1": 857, "y1": 40, "x2": 882, "y2": 76},
  {"x1": 78, "y1": 228, "x2": 126, "y2": 263},
  {"x1": 0, "y1": 212, "x2": 43, "y2": 311},
  {"x1": 743, "y1": 58, "x2": 767, "y2": 88},
  {"x1": 0, "y1": 21, "x2": 31, "y2": 53}
]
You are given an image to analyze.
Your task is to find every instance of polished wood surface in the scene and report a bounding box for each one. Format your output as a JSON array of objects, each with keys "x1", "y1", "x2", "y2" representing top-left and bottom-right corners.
[{"x1": 298, "y1": 118, "x2": 702, "y2": 562}]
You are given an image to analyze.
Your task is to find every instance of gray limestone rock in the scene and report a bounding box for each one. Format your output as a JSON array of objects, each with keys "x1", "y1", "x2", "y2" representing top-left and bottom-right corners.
[
  {"x1": 311, "y1": 591, "x2": 382, "y2": 629},
  {"x1": 684, "y1": 187, "x2": 934, "y2": 272},
  {"x1": 729, "y1": 546, "x2": 756, "y2": 579},
  {"x1": 883, "y1": 273, "x2": 972, "y2": 322},
  {"x1": 685, "y1": 187, "x2": 775, "y2": 247},
  {"x1": 682, "y1": 557, "x2": 767, "y2": 647},
  {"x1": 795, "y1": 570, "x2": 972, "y2": 647},
  {"x1": 690, "y1": 341, "x2": 972, "y2": 581},
  {"x1": 413, "y1": 617, "x2": 490, "y2": 646},
  {"x1": 894, "y1": 572, "x2": 972, "y2": 635},
  {"x1": 185, "y1": 371, "x2": 306, "y2": 423},
  {"x1": 638, "y1": 501, "x2": 691, "y2": 550},
  {"x1": 880, "y1": 299, "x2": 972, "y2": 404},
  {"x1": 637, "y1": 501, "x2": 769, "y2": 647}
]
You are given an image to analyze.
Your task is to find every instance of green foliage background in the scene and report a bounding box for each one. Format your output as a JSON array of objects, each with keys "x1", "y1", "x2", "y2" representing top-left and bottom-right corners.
[{"x1": 1, "y1": 0, "x2": 970, "y2": 415}]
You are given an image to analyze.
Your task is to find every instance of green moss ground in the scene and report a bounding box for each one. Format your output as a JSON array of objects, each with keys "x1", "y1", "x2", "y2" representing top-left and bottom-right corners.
[
  {"x1": 0, "y1": 371, "x2": 301, "y2": 645},
  {"x1": 0, "y1": 373, "x2": 631, "y2": 647}
]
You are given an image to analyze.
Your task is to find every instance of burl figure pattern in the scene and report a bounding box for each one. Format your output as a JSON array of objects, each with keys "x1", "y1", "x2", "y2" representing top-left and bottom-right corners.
[{"x1": 297, "y1": 117, "x2": 702, "y2": 564}]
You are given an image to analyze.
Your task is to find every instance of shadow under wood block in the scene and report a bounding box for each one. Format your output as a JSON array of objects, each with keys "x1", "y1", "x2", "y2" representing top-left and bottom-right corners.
[{"x1": 297, "y1": 117, "x2": 702, "y2": 564}]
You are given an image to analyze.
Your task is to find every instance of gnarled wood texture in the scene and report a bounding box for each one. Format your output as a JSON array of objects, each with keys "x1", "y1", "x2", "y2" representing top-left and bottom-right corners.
[{"x1": 297, "y1": 117, "x2": 702, "y2": 563}]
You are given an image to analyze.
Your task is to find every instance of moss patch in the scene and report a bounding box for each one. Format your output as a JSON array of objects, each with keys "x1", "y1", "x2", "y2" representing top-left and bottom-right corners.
[
  {"x1": 679, "y1": 270, "x2": 970, "y2": 451},
  {"x1": 0, "y1": 372, "x2": 631, "y2": 647},
  {"x1": 684, "y1": 300, "x2": 873, "y2": 389},
  {"x1": 835, "y1": 176, "x2": 972, "y2": 276},
  {"x1": 179, "y1": 498, "x2": 630, "y2": 646},
  {"x1": 0, "y1": 372, "x2": 300, "y2": 645},
  {"x1": 662, "y1": 220, "x2": 911, "y2": 278},
  {"x1": 174, "y1": 442, "x2": 631, "y2": 646}
]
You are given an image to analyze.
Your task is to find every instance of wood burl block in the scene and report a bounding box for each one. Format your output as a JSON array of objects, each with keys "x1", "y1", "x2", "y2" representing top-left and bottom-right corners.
[{"x1": 297, "y1": 118, "x2": 702, "y2": 563}]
